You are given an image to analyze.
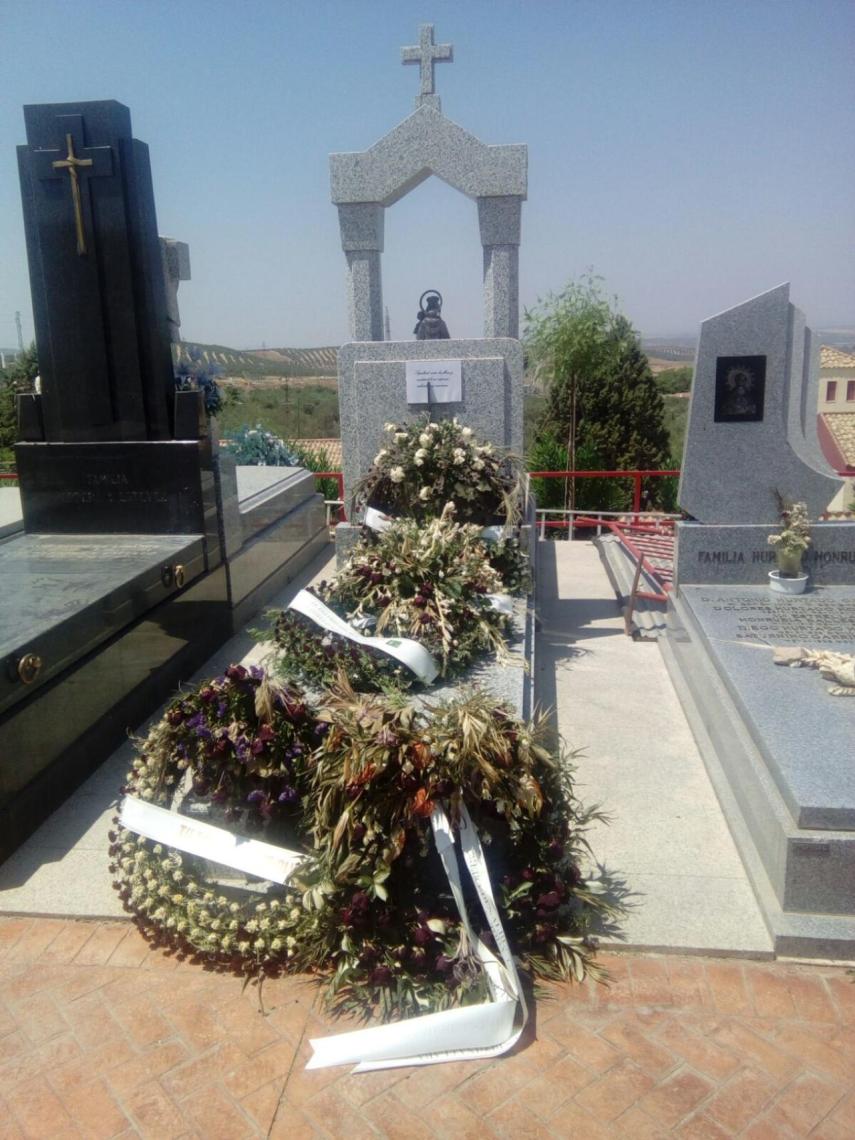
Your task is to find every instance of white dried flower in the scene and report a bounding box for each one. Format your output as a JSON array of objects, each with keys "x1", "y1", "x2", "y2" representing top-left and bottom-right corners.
[
  {"x1": 414, "y1": 448, "x2": 427, "y2": 461},
  {"x1": 384, "y1": 422, "x2": 396, "y2": 432},
  {"x1": 373, "y1": 449, "x2": 387, "y2": 465},
  {"x1": 390, "y1": 466, "x2": 405, "y2": 483},
  {"x1": 419, "y1": 432, "x2": 431, "y2": 447},
  {"x1": 452, "y1": 448, "x2": 466, "y2": 464},
  {"x1": 419, "y1": 486, "x2": 432, "y2": 501},
  {"x1": 461, "y1": 426, "x2": 473, "y2": 438}
]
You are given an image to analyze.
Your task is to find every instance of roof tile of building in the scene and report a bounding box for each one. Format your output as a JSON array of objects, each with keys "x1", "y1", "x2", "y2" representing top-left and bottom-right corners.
[
  {"x1": 295, "y1": 438, "x2": 343, "y2": 468},
  {"x1": 821, "y1": 412, "x2": 855, "y2": 467},
  {"x1": 820, "y1": 347, "x2": 855, "y2": 369}
]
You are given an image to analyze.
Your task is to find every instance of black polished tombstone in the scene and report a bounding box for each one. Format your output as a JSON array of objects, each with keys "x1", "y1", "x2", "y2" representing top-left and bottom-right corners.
[
  {"x1": 15, "y1": 100, "x2": 217, "y2": 538},
  {"x1": 1, "y1": 101, "x2": 231, "y2": 862}
]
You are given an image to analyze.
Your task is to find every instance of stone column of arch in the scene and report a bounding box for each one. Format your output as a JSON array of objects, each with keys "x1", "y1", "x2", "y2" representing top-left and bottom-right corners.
[
  {"x1": 337, "y1": 203, "x2": 385, "y2": 342},
  {"x1": 478, "y1": 195, "x2": 523, "y2": 339}
]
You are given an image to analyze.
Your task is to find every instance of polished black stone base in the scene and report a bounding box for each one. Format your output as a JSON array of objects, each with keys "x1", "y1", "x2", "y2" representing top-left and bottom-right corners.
[
  {"x1": 0, "y1": 467, "x2": 330, "y2": 865},
  {"x1": 15, "y1": 439, "x2": 218, "y2": 536},
  {"x1": 0, "y1": 533, "x2": 207, "y2": 715},
  {"x1": 0, "y1": 560, "x2": 232, "y2": 864}
]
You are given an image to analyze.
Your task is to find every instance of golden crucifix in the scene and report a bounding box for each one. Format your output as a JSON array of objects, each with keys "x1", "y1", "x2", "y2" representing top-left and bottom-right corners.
[{"x1": 52, "y1": 133, "x2": 93, "y2": 255}]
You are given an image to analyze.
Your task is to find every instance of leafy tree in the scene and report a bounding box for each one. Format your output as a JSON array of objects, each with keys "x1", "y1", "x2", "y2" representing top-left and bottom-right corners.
[
  {"x1": 524, "y1": 276, "x2": 670, "y2": 508},
  {"x1": 0, "y1": 343, "x2": 38, "y2": 459}
]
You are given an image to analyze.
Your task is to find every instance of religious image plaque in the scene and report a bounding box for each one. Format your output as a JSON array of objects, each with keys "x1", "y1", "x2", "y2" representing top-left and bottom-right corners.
[{"x1": 714, "y1": 355, "x2": 766, "y2": 423}]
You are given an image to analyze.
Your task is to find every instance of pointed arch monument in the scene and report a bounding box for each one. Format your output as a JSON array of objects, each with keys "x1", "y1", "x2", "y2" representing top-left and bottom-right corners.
[{"x1": 330, "y1": 24, "x2": 529, "y2": 512}]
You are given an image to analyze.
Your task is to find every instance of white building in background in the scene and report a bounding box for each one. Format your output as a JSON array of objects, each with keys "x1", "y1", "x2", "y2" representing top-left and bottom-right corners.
[{"x1": 818, "y1": 347, "x2": 855, "y2": 511}]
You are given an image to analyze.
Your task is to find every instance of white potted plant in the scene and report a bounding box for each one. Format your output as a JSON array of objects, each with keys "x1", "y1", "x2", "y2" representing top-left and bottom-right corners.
[{"x1": 767, "y1": 499, "x2": 810, "y2": 594}]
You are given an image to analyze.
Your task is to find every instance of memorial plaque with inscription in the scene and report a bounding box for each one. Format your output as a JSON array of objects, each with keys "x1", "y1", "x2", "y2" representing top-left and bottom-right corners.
[
  {"x1": 714, "y1": 355, "x2": 766, "y2": 423},
  {"x1": 697, "y1": 590, "x2": 855, "y2": 647}
]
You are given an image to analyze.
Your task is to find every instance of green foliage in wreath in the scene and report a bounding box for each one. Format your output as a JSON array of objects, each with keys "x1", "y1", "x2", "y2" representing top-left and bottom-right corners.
[
  {"x1": 272, "y1": 508, "x2": 526, "y2": 691},
  {"x1": 288, "y1": 680, "x2": 615, "y2": 1018}
]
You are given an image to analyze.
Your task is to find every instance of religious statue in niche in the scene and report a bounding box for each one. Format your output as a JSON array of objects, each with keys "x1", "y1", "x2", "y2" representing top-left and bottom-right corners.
[
  {"x1": 414, "y1": 290, "x2": 450, "y2": 340},
  {"x1": 714, "y1": 355, "x2": 766, "y2": 423}
]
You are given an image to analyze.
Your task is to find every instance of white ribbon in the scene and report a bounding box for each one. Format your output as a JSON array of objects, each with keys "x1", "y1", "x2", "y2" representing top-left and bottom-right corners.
[
  {"x1": 479, "y1": 525, "x2": 505, "y2": 543},
  {"x1": 366, "y1": 513, "x2": 509, "y2": 546},
  {"x1": 307, "y1": 803, "x2": 527, "y2": 1072},
  {"x1": 119, "y1": 797, "x2": 304, "y2": 884},
  {"x1": 485, "y1": 593, "x2": 514, "y2": 616},
  {"x1": 364, "y1": 506, "x2": 394, "y2": 532},
  {"x1": 289, "y1": 589, "x2": 439, "y2": 684},
  {"x1": 120, "y1": 796, "x2": 527, "y2": 1074}
]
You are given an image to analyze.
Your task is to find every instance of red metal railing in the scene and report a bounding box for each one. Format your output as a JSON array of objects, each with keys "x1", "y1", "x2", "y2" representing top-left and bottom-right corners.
[
  {"x1": 314, "y1": 471, "x2": 346, "y2": 521},
  {"x1": 529, "y1": 469, "x2": 680, "y2": 513}
]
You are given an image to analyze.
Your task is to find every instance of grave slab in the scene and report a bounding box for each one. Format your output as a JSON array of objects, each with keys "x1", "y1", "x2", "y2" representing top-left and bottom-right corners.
[
  {"x1": 678, "y1": 585, "x2": 855, "y2": 831},
  {"x1": 663, "y1": 585, "x2": 855, "y2": 952},
  {"x1": 0, "y1": 533, "x2": 204, "y2": 715},
  {"x1": 675, "y1": 520, "x2": 855, "y2": 587}
]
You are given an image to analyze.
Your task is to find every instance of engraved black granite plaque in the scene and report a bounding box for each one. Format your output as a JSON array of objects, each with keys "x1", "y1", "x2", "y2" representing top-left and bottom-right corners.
[{"x1": 714, "y1": 355, "x2": 766, "y2": 423}]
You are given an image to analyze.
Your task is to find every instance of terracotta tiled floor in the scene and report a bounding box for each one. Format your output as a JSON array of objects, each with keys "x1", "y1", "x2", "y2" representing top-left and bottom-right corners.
[{"x1": 1, "y1": 917, "x2": 854, "y2": 1138}]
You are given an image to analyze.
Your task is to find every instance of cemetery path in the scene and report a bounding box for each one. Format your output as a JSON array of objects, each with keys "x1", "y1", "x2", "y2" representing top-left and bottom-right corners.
[
  {"x1": 0, "y1": 916, "x2": 854, "y2": 1138},
  {"x1": 536, "y1": 542, "x2": 773, "y2": 957}
]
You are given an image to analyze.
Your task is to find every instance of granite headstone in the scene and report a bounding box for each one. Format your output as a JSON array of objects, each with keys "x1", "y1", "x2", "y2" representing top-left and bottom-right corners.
[
  {"x1": 330, "y1": 24, "x2": 527, "y2": 511},
  {"x1": 679, "y1": 283, "x2": 842, "y2": 525}
]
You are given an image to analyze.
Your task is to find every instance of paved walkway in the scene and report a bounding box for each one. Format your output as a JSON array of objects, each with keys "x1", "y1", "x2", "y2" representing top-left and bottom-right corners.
[
  {"x1": 1, "y1": 916, "x2": 854, "y2": 1138},
  {"x1": 536, "y1": 542, "x2": 771, "y2": 955}
]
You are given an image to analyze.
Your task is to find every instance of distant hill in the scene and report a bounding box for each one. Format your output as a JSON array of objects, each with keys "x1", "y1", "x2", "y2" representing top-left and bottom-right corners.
[
  {"x1": 177, "y1": 342, "x2": 338, "y2": 379},
  {"x1": 641, "y1": 338, "x2": 696, "y2": 364}
]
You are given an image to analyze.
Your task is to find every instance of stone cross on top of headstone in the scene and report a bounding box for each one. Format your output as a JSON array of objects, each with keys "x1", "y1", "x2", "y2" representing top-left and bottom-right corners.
[{"x1": 401, "y1": 24, "x2": 452, "y2": 111}]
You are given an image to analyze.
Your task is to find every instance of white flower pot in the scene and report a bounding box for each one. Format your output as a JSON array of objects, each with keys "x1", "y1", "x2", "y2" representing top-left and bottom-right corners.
[{"x1": 768, "y1": 570, "x2": 809, "y2": 595}]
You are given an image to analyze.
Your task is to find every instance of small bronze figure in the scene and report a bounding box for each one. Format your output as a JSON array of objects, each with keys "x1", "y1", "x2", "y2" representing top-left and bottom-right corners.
[{"x1": 414, "y1": 290, "x2": 450, "y2": 339}]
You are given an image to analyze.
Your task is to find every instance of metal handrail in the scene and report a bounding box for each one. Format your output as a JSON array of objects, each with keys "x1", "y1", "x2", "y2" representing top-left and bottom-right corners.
[{"x1": 529, "y1": 468, "x2": 680, "y2": 513}]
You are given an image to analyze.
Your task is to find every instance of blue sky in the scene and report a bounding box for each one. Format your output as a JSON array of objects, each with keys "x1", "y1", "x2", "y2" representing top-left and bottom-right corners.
[{"x1": 1, "y1": 0, "x2": 853, "y2": 349}]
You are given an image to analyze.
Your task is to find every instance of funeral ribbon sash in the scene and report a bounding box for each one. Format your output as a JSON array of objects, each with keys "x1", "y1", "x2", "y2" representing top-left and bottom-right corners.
[
  {"x1": 288, "y1": 589, "x2": 439, "y2": 684},
  {"x1": 119, "y1": 796, "x2": 304, "y2": 884}
]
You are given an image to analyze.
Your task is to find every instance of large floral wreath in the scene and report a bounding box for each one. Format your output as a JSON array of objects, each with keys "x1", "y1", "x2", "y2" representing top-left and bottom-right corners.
[
  {"x1": 111, "y1": 670, "x2": 616, "y2": 1016},
  {"x1": 353, "y1": 417, "x2": 523, "y2": 525},
  {"x1": 273, "y1": 507, "x2": 528, "y2": 692}
]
